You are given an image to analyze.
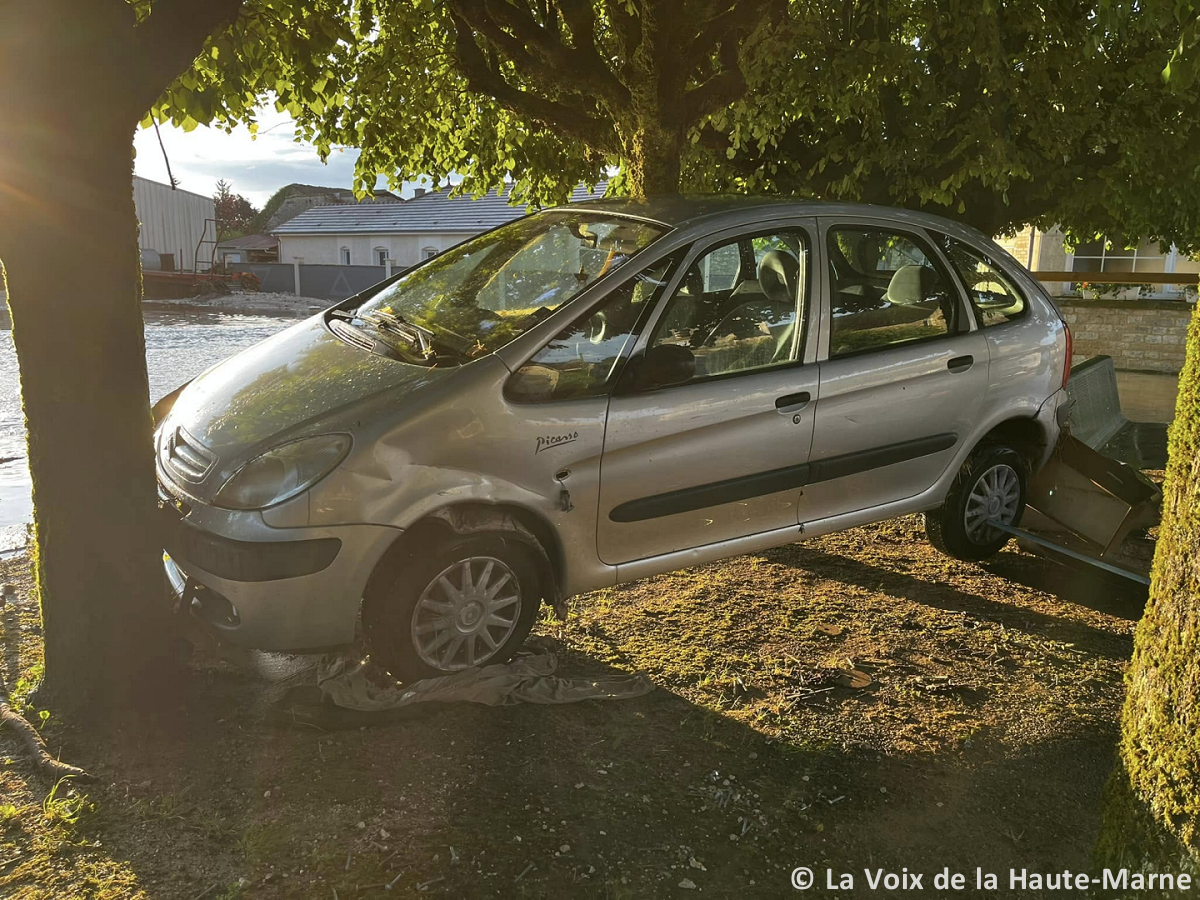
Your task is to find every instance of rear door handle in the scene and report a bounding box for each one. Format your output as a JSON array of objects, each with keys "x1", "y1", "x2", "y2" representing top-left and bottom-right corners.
[
  {"x1": 947, "y1": 355, "x2": 974, "y2": 373},
  {"x1": 775, "y1": 391, "x2": 811, "y2": 412}
]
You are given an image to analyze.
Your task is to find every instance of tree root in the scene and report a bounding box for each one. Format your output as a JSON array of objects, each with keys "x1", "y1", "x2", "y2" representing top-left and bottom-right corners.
[{"x1": 0, "y1": 679, "x2": 93, "y2": 783}]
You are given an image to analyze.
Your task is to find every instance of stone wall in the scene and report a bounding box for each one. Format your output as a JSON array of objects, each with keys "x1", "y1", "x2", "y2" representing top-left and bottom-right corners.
[{"x1": 1058, "y1": 299, "x2": 1192, "y2": 373}]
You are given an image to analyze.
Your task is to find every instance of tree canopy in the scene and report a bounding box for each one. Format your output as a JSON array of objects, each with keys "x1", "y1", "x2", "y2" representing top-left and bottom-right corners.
[
  {"x1": 151, "y1": 0, "x2": 1200, "y2": 246},
  {"x1": 213, "y1": 179, "x2": 259, "y2": 239}
]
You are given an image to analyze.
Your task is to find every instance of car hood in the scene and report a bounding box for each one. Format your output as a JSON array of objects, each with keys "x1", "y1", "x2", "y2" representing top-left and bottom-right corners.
[{"x1": 160, "y1": 315, "x2": 443, "y2": 497}]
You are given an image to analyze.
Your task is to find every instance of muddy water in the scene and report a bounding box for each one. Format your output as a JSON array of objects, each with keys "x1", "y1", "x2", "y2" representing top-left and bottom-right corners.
[{"x1": 0, "y1": 309, "x2": 299, "y2": 553}]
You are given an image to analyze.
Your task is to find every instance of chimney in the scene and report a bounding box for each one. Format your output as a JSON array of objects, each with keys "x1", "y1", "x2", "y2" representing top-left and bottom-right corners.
[{"x1": 413, "y1": 187, "x2": 426, "y2": 197}]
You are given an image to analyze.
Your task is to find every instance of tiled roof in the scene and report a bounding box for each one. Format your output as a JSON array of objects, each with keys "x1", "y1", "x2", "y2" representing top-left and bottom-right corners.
[
  {"x1": 273, "y1": 182, "x2": 607, "y2": 235},
  {"x1": 216, "y1": 234, "x2": 280, "y2": 250}
]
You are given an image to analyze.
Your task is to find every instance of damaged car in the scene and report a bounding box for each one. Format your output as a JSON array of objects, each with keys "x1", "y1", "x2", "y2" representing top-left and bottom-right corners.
[{"x1": 155, "y1": 196, "x2": 1072, "y2": 679}]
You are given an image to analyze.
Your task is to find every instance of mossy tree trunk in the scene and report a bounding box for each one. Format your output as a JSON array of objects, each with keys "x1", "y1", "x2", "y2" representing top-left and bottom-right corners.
[
  {"x1": 617, "y1": 121, "x2": 686, "y2": 197},
  {"x1": 1096, "y1": 303, "x2": 1200, "y2": 868},
  {"x1": 0, "y1": 0, "x2": 243, "y2": 709}
]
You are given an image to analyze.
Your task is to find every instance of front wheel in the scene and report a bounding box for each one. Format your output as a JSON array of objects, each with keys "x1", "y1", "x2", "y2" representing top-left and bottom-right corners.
[
  {"x1": 925, "y1": 444, "x2": 1028, "y2": 561},
  {"x1": 363, "y1": 533, "x2": 543, "y2": 682}
]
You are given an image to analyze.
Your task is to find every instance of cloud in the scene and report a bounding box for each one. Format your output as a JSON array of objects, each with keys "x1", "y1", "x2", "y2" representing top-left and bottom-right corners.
[{"x1": 132, "y1": 116, "x2": 367, "y2": 207}]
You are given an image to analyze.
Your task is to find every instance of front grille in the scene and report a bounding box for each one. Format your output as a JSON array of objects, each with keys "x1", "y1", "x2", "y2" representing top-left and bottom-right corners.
[{"x1": 165, "y1": 426, "x2": 216, "y2": 483}]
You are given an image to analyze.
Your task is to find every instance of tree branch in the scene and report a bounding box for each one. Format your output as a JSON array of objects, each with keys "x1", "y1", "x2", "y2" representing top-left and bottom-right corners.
[
  {"x1": 448, "y1": 10, "x2": 618, "y2": 151},
  {"x1": 453, "y1": 0, "x2": 628, "y2": 110},
  {"x1": 131, "y1": 0, "x2": 245, "y2": 108},
  {"x1": 684, "y1": 65, "x2": 745, "y2": 122},
  {"x1": 0, "y1": 676, "x2": 93, "y2": 783},
  {"x1": 557, "y1": 0, "x2": 631, "y2": 110},
  {"x1": 601, "y1": 0, "x2": 642, "y2": 85}
]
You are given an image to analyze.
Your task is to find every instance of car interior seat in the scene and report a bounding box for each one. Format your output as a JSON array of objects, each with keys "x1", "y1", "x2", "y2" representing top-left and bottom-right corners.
[{"x1": 886, "y1": 264, "x2": 954, "y2": 327}]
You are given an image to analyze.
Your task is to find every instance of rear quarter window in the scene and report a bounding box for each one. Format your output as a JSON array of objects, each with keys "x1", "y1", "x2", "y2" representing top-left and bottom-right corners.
[{"x1": 936, "y1": 235, "x2": 1028, "y2": 327}]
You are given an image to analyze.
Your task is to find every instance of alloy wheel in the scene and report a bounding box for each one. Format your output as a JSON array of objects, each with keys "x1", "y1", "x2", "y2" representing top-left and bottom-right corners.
[
  {"x1": 411, "y1": 556, "x2": 522, "y2": 671},
  {"x1": 963, "y1": 463, "x2": 1021, "y2": 544}
]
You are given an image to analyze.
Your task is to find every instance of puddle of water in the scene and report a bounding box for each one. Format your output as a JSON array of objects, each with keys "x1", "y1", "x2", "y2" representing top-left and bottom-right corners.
[{"x1": 0, "y1": 309, "x2": 298, "y2": 553}]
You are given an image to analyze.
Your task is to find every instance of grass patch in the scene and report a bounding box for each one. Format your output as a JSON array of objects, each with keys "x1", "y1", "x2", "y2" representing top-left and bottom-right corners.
[
  {"x1": 42, "y1": 778, "x2": 90, "y2": 829},
  {"x1": 0, "y1": 518, "x2": 1143, "y2": 897}
]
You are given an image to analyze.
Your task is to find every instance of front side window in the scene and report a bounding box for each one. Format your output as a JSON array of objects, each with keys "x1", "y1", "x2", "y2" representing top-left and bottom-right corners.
[
  {"x1": 937, "y1": 236, "x2": 1028, "y2": 326},
  {"x1": 827, "y1": 226, "x2": 959, "y2": 357},
  {"x1": 506, "y1": 255, "x2": 679, "y2": 402},
  {"x1": 349, "y1": 212, "x2": 666, "y2": 364},
  {"x1": 646, "y1": 230, "x2": 808, "y2": 380}
]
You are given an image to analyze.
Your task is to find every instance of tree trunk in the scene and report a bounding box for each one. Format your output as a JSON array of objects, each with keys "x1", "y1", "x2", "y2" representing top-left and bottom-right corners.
[
  {"x1": 0, "y1": 1, "x2": 247, "y2": 711},
  {"x1": 0, "y1": 36, "x2": 174, "y2": 710},
  {"x1": 618, "y1": 122, "x2": 685, "y2": 197},
  {"x1": 1096, "y1": 303, "x2": 1200, "y2": 869}
]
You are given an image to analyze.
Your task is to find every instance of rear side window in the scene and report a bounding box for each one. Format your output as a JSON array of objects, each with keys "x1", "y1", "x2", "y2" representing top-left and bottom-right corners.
[
  {"x1": 826, "y1": 226, "x2": 959, "y2": 358},
  {"x1": 937, "y1": 236, "x2": 1027, "y2": 327}
]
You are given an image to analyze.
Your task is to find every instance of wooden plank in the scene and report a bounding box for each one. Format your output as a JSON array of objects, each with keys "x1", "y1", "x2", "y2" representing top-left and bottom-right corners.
[{"x1": 1031, "y1": 270, "x2": 1199, "y2": 285}]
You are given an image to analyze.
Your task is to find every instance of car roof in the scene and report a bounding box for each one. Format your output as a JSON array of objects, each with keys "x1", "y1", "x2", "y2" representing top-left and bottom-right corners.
[{"x1": 554, "y1": 194, "x2": 995, "y2": 247}]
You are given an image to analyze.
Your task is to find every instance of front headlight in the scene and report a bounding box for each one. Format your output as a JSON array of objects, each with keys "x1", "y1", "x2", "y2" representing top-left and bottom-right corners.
[{"x1": 214, "y1": 434, "x2": 351, "y2": 510}]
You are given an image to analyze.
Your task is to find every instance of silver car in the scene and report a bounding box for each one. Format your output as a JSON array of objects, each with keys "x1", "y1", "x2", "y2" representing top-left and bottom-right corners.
[{"x1": 156, "y1": 197, "x2": 1072, "y2": 679}]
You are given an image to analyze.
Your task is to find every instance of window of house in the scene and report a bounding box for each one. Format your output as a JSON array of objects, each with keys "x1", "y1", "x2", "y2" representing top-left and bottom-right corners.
[
  {"x1": 646, "y1": 231, "x2": 808, "y2": 380},
  {"x1": 340, "y1": 247, "x2": 351, "y2": 265},
  {"x1": 937, "y1": 236, "x2": 1027, "y2": 326},
  {"x1": 423, "y1": 246, "x2": 438, "y2": 260},
  {"x1": 1071, "y1": 236, "x2": 1165, "y2": 274},
  {"x1": 506, "y1": 255, "x2": 679, "y2": 402},
  {"x1": 376, "y1": 247, "x2": 388, "y2": 266},
  {"x1": 827, "y1": 226, "x2": 958, "y2": 357}
]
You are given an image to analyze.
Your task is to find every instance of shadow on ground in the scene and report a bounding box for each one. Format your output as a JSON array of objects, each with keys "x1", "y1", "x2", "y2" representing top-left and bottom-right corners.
[{"x1": 0, "y1": 514, "x2": 1135, "y2": 899}]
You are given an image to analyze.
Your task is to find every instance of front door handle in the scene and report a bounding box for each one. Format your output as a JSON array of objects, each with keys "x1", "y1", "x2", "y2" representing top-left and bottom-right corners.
[
  {"x1": 776, "y1": 391, "x2": 811, "y2": 413},
  {"x1": 947, "y1": 355, "x2": 974, "y2": 373}
]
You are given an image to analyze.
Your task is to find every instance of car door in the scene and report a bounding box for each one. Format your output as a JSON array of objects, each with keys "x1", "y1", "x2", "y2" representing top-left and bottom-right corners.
[
  {"x1": 596, "y1": 221, "x2": 821, "y2": 565},
  {"x1": 800, "y1": 218, "x2": 990, "y2": 522}
]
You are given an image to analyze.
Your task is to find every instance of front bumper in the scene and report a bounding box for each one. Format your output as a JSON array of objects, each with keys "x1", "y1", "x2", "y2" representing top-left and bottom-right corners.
[{"x1": 158, "y1": 488, "x2": 400, "y2": 651}]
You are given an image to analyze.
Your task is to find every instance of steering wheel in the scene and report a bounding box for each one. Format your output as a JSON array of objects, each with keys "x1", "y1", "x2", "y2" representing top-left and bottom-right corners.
[{"x1": 588, "y1": 310, "x2": 609, "y2": 344}]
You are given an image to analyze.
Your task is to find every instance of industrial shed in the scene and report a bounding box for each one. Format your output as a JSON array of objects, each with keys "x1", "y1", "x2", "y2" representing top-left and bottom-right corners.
[{"x1": 133, "y1": 175, "x2": 215, "y2": 272}]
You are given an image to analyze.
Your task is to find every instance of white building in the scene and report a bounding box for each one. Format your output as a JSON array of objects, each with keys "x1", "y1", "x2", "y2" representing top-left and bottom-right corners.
[
  {"x1": 133, "y1": 176, "x2": 215, "y2": 272},
  {"x1": 274, "y1": 184, "x2": 606, "y2": 268}
]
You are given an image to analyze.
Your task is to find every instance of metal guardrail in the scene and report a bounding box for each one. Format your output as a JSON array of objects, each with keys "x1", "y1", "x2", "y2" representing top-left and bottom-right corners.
[{"x1": 987, "y1": 519, "x2": 1150, "y2": 585}]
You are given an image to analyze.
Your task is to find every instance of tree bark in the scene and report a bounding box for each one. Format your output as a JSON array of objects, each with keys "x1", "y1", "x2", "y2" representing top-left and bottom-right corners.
[
  {"x1": 0, "y1": 1, "x2": 247, "y2": 709},
  {"x1": 0, "y1": 120, "x2": 173, "y2": 707},
  {"x1": 1096, "y1": 303, "x2": 1200, "y2": 869},
  {"x1": 618, "y1": 122, "x2": 685, "y2": 197}
]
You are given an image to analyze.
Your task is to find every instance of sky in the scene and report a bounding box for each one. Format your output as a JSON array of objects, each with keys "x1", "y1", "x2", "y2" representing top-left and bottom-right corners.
[{"x1": 131, "y1": 114, "x2": 415, "y2": 207}]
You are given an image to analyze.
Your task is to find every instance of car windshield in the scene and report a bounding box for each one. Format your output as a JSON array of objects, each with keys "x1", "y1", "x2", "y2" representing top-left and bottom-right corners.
[{"x1": 352, "y1": 210, "x2": 666, "y2": 361}]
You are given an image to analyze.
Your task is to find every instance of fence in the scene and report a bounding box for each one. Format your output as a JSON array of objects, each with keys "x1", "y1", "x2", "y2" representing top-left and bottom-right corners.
[{"x1": 228, "y1": 263, "x2": 404, "y2": 301}]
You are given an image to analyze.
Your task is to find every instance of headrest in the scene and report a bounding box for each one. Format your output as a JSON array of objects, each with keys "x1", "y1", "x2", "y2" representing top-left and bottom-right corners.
[
  {"x1": 886, "y1": 264, "x2": 942, "y2": 307},
  {"x1": 757, "y1": 250, "x2": 799, "y2": 306}
]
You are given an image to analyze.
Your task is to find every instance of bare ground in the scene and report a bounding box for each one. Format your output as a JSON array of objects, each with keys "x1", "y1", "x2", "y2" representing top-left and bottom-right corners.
[{"x1": 0, "y1": 515, "x2": 1145, "y2": 899}]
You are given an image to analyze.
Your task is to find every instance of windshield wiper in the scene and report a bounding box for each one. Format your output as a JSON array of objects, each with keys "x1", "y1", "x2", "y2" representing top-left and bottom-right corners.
[
  {"x1": 327, "y1": 316, "x2": 404, "y2": 361},
  {"x1": 332, "y1": 308, "x2": 434, "y2": 357},
  {"x1": 360, "y1": 310, "x2": 437, "y2": 357},
  {"x1": 331, "y1": 308, "x2": 474, "y2": 366}
]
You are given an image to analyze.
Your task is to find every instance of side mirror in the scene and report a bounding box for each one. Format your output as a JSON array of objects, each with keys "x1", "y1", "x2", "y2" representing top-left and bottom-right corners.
[{"x1": 631, "y1": 343, "x2": 696, "y2": 391}]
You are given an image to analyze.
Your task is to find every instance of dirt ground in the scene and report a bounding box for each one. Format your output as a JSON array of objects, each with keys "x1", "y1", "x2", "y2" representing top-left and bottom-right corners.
[{"x1": 0, "y1": 514, "x2": 1145, "y2": 899}]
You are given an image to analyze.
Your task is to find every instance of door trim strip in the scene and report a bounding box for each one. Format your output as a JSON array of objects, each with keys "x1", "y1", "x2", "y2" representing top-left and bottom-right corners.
[{"x1": 608, "y1": 433, "x2": 957, "y2": 523}]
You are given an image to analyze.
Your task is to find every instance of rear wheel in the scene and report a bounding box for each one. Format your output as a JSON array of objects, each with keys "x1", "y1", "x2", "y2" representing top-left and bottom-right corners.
[
  {"x1": 925, "y1": 444, "x2": 1028, "y2": 561},
  {"x1": 363, "y1": 533, "x2": 542, "y2": 682}
]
